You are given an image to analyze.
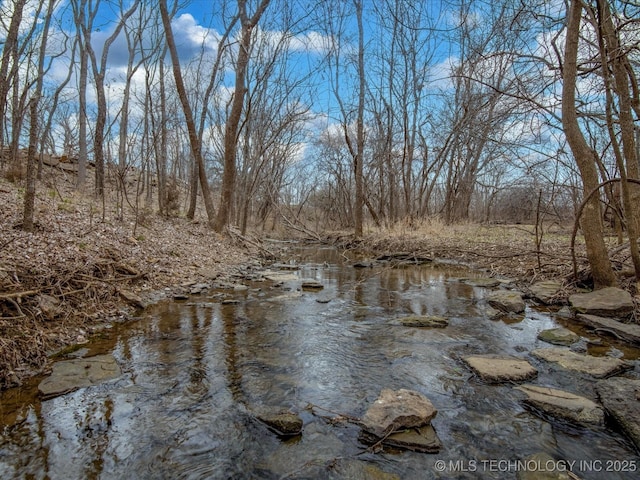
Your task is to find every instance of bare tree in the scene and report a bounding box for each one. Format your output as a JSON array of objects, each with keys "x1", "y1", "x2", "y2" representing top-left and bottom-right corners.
[
  {"x1": 214, "y1": 0, "x2": 272, "y2": 233},
  {"x1": 81, "y1": 0, "x2": 140, "y2": 199},
  {"x1": 159, "y1": 0, "x2": 217, "y2": 226},
  {"x1": 562, "y1": 0, "x2": 617, "y2": 288},
  {"x1": 23, "y1": 0, "x2": 56, "y2": 231},
  {"x1": 0, "y1": 0, "x2": 27, "y2": 159}
]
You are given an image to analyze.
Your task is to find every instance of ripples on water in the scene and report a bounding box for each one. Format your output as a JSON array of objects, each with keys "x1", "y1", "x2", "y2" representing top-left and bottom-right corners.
[{"x1": 1, "y1": 247, "x2": 639, "y2": 479}]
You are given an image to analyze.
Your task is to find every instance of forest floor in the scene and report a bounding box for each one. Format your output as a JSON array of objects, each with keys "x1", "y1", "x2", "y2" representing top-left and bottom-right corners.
[{"x1": 1, "y1": 165, "x2": 637, "y2": 389}]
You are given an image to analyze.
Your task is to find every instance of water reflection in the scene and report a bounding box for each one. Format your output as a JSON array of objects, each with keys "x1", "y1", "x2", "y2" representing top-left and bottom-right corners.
[{"x1": 1, "y1": 248, "x2": 639, "y2": 479}]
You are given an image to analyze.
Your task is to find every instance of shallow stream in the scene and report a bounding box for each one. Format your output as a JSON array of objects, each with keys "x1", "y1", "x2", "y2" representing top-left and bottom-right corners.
[{"x1": 1, "y1": 246, "x2": 639, "y2": 479}]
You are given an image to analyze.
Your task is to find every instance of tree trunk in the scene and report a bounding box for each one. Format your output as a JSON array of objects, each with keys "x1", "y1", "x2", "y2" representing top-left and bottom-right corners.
[
  {"x1": 562, "y1": 0, "x2": 616, "y2": 288},
  {"x1": 0, "y1": 0, "x2": 26, "y2": 153},
  {"x1": 159, "y1": 0, "x2": 216, "y2": 226},
  {"x1": 214, "y1": 0, "x2": 271, "y2": 233},
  {"x1": 353, "y1": 0, "x2": 365, "y2": 237},
  {"x1": 23, "y1": 0, "x2": 55, "y2": 231}
]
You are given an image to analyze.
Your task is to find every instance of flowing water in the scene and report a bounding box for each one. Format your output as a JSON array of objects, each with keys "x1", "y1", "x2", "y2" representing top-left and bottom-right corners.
[{"x1": 1, "y1": 246, "x2": 639, "y2": 479}]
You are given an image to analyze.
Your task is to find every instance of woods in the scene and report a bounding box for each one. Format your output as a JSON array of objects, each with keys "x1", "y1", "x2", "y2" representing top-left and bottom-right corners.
[{"x1": 0, "y1": 0, "x2": 638, "y2": 284}]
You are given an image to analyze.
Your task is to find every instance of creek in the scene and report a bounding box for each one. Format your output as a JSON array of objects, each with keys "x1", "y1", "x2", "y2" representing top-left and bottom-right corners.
[{"x1": 1, "y1": 246, "x2": 639, "y2": 479}]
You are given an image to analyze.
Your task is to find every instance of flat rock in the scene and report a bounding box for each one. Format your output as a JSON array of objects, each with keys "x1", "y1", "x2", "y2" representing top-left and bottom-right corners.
[
  {"x1": 398, "y1": 315, "x2": 448, "y2": 328},
  {"x1": 529, "y1": 280, "x2": 562, "y2": 304},
  {"x1": 537, "y1": 327, "x2": 580, "y2": 346},
  {"x1": 263, "y1": 270, "x2": 299, "y2": 282},
  {"x1": 515, "y1": 384, "x2": 604, "y2": 426},
  {"x1": 531, "y1": 347, "x2": 633, "y2": 378},
  {"x1": 463, "y1": 355, "x2": 537, "y2": 383},
  {"x1": 486, "y1": 290, "x2": 525, "y2": 314},
  {"x1": 596, "y1": 377, "x2": 640, "y2": 450},
  {"x1": 569, "y1": 287, "x2": 634, "y2": 317},
  {"x1": 575, "y1": 314, "x2": 640, "y2": 345},
  {"x1": 38, "y1": 354, "x2": 121, "y2": 399},
  {"x1": 465, "y1": 277, "x2": 501, "y2": 288},
  {"x1": 361, "y1": 388, "x2": 437, "y2": 438},
  {"x1": 301, "y1": 280, "x2": 324, "y2": 290},
  {"x1": 360, "y1": 424, "x2": 442, "y2": 453}
]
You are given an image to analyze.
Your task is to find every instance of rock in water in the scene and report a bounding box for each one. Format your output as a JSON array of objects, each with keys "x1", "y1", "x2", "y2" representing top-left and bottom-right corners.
[
  {"x1": 463, "y1": 354, "x2": 537, "y2": 383},
  {"x1": 518, "y1": 453, "x2": 573, "y2": 480},
  {"x1": 254, "y1": 408, "x2": 303, "y2": 437},
  {"x1": 361, "y1": 388, "x2": 438, "y2": 438},
  {"x1": 301, "y1": 279, "x2": 324, "y2": 290},
  {"x1": 531, "y1": 348, "x2": 632, "y2": 378},
  {"x1": 574, "y1": 314, "x2": 640, "y2": 345},
  {"x1": 537, "y1": 327, "x2": 580, "y2": 346},
  {"x1": 515, "y1": 384, "x2": 605, "y2": 426},
  {"x1": 465, "y1": 277, "x2": 501, "y2": 288},
  {"x1": 569, "y1": 287, "x2": 634, "y2": 317},
  {"x1": 486, "y1": 290, "x2": 525, "y2": 313},
  {"x1": 38, "y1": 354, "x2": 121, "y2": 399},
  {"x1": 529, "y1": 280, "x2": 562, "y2": 304},
  {"x1": 399, "y1": 315, "x2": 448, "y2": 328},
  {"x1": 359, "y1": 424, "x2": 442, "y2": 453},
  {"x1": 359, "y1": 388, "x2": 441, "y2": 453},
  {"x1": 596, "y1": 377, "x2": 640, "y2": 450}
]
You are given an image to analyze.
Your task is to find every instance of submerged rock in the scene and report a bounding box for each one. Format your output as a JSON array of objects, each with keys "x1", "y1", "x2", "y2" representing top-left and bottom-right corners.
[
  {"x1": 515, "y1": 384, "x2": 604, "y2": 426},
  {"x1": 531, "y1": 347, "x2": 633, "y2": 378},
  {"x1": 486, "y1": 290, "x2": 526, "y2": 314},
  {"x1": 537, "y1": 327, "x2": 580, "y2": 346},
  {"x1": 359, "y1": 424, "x2": 442, "y2": 453},
  {"x1": 330, "y1": 459, "x2": 400, "y2": 480},
  {"x1": 529, "y1": 280, "x2": 563, "y2": 304},
  {"x1": 38, "y1": 354, "x2": 121, "y2": 399},
  {"x1": 574, "y1": 314, "x2": 640, "y2": 345},
  {"x1": 463, "y1": 354, "x2": 537, "y2": 383},
  {"x1": 569, "y1": 287, "x2": 634, "y2": 318},
  {"x1": 398, "y1": 315, "x2": 448, "y2": 328},
  {"x1": 254, "y1": 408, "x2": 303, "y2": 436},
  {"x1": 518, "y1": 453, "x2": 573, "y2": 480},
  {"x1": 596, "y1": 377, "x2": 640, "y2": 450}
]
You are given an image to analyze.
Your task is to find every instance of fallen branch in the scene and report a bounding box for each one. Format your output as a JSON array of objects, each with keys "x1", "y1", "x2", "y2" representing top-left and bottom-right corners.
[{"x1": 0, "y1": 290, "x2": 39, "y2": 300}]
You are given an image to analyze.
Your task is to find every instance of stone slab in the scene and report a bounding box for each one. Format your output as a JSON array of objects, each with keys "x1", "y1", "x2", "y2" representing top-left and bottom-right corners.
[
  {"x1": 486, "y1": 290, "x2": 526, "y2": 314},
  {"x1": 529, "y1": 280, "x2": 562, "y2": 304},
  {"x1": 575, "y1": 314, "x2": 640, "y2": 345},
  {"x1": 537, "y1": 327, "x2": 580, "y2": 346},
  {"x1": 596, "y1": 377, "x2": 640, "y2": 450},
  {"x1": 463, "y1": 355, "x2": 537, "y2": 383},
  {"x1": 38, "y1": 354, "x2": 121, "y2": 399},
  {"x1": 531, "y1": 347, "x2": 632, "y2": 378},
  {"x1": 569, "y1": 287, "x2": 634, "y2": 317},
  {"x1": 515, "y1": 384, "x2": 604, "y2": 426}
]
